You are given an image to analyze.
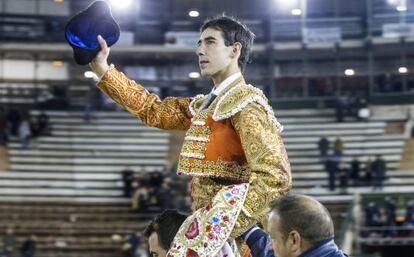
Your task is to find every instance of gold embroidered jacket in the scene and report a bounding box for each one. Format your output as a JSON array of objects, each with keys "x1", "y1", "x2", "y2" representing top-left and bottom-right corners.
[{"x1": 97, "y1": 67, "x2": 292, "y2": 238}]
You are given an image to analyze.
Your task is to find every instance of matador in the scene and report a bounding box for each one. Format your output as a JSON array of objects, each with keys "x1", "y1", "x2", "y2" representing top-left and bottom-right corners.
[{"x1": 91, "y1": 16, "x2": 292, "y2": 241}]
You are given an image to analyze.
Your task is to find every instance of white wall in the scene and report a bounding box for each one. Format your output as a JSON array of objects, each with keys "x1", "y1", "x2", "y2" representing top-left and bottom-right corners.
[
  {"x1": 0, "y1": 60, "x2": 68, "y2": 80},
  {"x1": 3, "y1": 0, "x2": 69, "y2": 16}
]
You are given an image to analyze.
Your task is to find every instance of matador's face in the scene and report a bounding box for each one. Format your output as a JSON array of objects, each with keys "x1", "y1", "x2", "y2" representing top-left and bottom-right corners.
[{"x1": 196, "y1": 27, "x2": 235, "y2": 78}]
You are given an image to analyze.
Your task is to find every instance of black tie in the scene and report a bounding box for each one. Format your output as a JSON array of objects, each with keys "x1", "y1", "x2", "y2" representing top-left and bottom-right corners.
[{"x1": 200, "y1": 93, "x2": 217, "y2": 111}]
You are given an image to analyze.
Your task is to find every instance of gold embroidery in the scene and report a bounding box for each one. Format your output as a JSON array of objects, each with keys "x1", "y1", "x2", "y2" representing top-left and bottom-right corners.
[
  {"x1": 180, "y1": 141, "x2": 208, "y2": 159},
  {"x1": 186, "y1": 125, "x2": 211, "y2": 138},
  {"x1": 97, "y1": 67, "x2": 192, "y2": 131},
  {"x1": 215, "y1": 85, "x2": 266, "y2": 116},
  {"x1": 178, "y1": 158, "x2": 250, "y2": 181},
  {"x1": 229, "y1": 102, "x2": 292, "y2": 238}
]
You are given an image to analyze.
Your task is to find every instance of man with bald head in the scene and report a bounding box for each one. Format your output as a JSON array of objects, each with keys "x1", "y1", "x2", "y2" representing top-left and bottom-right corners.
[{"x1": 242, "y1": 194, "x2": 348, "y2": 257}]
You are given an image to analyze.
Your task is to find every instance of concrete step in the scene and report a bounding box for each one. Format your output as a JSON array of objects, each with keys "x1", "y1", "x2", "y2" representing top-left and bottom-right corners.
[{"x1": 400, "y1": 139, "x2": 414, "y2": 170}]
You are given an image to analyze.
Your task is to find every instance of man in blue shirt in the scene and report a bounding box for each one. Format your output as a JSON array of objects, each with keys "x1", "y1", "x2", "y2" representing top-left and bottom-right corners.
[{"x1": 242, "y1": 194, "x2": 348, "y2": 257}]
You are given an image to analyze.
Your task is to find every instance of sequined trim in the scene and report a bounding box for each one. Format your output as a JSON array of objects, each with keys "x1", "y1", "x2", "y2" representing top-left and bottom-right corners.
[
  {"x1": 189, "y1": 94, "x2": 207, "y2": 116},
  {"x1": 213, "y1": 84, "x2": 284, "y2": 132},
  {"x1": 186, "y1": 125, "x2": 211, "y2": 138},
  {"x1": 180, "y1": 141, "x2": 207, "y2": 160},
  {"x1": 184, "y1": 136, "x2": 209, "y2": 142},
  {"x1": 192, "y1": 121, "x2": 205, "y2": 126},
  {"x1": 177, "y1": 158, "x2": 250, "y2": 181}
]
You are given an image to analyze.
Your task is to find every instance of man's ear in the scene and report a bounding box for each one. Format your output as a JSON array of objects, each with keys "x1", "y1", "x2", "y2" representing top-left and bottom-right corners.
[
  {"x1": 231, "y1": 42, "x2": 242, "y2": 57},
  {"x1": 289, "y1": 231, "x2": 302, "y2": 255}
]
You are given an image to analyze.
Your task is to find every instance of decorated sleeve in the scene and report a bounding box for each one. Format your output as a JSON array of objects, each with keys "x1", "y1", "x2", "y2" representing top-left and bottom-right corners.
[
  {"x1": 231, "y1": 102, "x2": 292, "y2": 236},
  {"x1": 97, "y1": 66, "x2": 193, "y2": 131}
]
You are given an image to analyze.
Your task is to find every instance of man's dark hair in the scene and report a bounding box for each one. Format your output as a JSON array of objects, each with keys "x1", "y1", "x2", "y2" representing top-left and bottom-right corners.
[
  {"x1": 201, "y1": 15, "x2": 255, "y2": 72},
  {"x1": 270, "y1": 195, "x2": 334, "y2": 245},
  {"x1": 144, "y1": 210, "x2": 187, "y2": 250}
]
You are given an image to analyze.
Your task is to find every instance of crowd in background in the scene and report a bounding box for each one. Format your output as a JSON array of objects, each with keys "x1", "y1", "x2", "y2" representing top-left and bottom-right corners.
[
  {"x1": 319, "y1": 137, "x2": 387, "y2": 193},
  {"x1": 0, "y1": 108, "x2": 50, "y2": 149},
  {"x1": 0, "y1": 228, "x2": 36, "y2": 257},
  {"x1": 121, "y1": 167, "x2": 191, "y2": 214},
  {"x1": 363, "y1": 197, "x2": 414, "y2": 238}
]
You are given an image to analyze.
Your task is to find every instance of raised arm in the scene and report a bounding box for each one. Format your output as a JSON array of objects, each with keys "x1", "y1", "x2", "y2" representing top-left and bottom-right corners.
[{"x1": 89, "y1": 35, "x2": 192, "y2": 131}]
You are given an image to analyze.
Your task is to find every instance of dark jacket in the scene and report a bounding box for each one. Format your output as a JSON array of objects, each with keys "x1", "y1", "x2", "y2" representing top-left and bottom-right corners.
[{"x1": 243, "y1": 226, "x2": 348, "y2": 257}]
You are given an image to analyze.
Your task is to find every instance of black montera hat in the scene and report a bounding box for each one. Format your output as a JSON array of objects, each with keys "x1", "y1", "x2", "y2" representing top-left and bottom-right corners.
[{"x1": 65, "y1": 1, "x2": 120, "y2": 65}]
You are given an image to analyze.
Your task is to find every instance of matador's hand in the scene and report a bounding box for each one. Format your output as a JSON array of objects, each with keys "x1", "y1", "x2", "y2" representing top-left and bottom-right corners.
[{"x1": 89, "y1": 35, "x2": 110, "y2": 79}]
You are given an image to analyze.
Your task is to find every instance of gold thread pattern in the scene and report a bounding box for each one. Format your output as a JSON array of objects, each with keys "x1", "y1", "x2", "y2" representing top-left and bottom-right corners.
[{"x1": 97, "y1": 67, "x2": 193, "y2": 130}]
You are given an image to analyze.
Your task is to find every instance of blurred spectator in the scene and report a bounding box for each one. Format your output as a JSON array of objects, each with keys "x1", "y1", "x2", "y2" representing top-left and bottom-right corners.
[
  {"x1": 3, "y1": 228, "x2": 15, "y2": 257},
  {"x1": 372, "y1": 155, "x2": 386, "y2": 191},
  {"x1": 148, "y1": 187, "x2": 159, "y2": 207},
  {"x1": 122, "y1": 168, "x2": 134, "y2": 198},
  {"x1": 149, "y1": 172, "x2": 164, "y2": 188},
  {"x1": 0, "y1": 108, "x2": 8, "y2": 145},
  {"x1": 29, "y1": 115, "x2": 40, "y2": 138},
  {"x1": 365, "y1": 157, "x2": 373, "y2": 185},
  {"x1": 37, "y1": 112, "x2": 50, "y2": 136},
  {"x1": 20, "y1": 235, "x2": 36, "y2": 257},
  {"x1": 325, "y1": 156, "x2": 338, "y2": 191},
  {"x1": 132, "y1": 176, "x2": 150, "y2": 212},
  {"x1": 338, "y1": 164, "x2": 349, "y2": 194},
  {"x1": 7, "y1": 109, "x2": 21, "y2": 137},
  {"x1": 333, "y1": 137, "x2": 344, "y2": 161},
  {"x1": 384, "y1": 197, "x2": 397, "y2": 237},
  {"x1": 411, "y1": 125, "x2": 414, "y2": 138},
  {"x1": 404, "y1": 200, "x2": 414, "y2": 236},
  {"x1": 350, "y1": 158, "x2": 360, "y2": 184},
  {"x1": 37, "y1": 90, "x2": 53, "y2": 109},
  {"x1": 121, "y1": 233, "x2": 140, "y2": 257},
  {"x1": 335, "y1": 97, "x2": 345, "y2": 122},
  {"x1": 83, "y1": 103, "x2": 94, "y2": 123},
  {"x1": 19, "y1": 117, "x2": 32, "y2": 150},
  {"x1": 157, "y1": 177, "x2": 173, "y2": 209},
  {"x1": 364, "y1": 202, "x2": 382, "y2": 236},
  {"x1": 318, "y1": 137, "x2": 329, "y2": 161}
]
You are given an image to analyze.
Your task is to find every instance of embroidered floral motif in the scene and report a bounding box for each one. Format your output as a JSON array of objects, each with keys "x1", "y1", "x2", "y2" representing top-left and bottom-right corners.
[
  {"x1": 185, "y1": 218, "x2": 200, "y2": 240},
  {"x1": 167, "y1": 183, "x2": 249, "y2": 257},
  {"x1": 185, "y1": 249, "x2": 199, "y2": 257},
  {"x1": 205, "y1": 224, "x2": 212, "y2": 232},
  {"x1": 213, "y1": 225, "x2": 221, "y2": 233},
  {"x1": 211, "y1": 216, "x2": 220, "y2": 223}
]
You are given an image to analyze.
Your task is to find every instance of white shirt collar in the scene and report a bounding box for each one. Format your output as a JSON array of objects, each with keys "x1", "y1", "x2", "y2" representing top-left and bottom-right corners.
[{"x1": 212, "y1": 72, "x2": 242, "y2": 96}]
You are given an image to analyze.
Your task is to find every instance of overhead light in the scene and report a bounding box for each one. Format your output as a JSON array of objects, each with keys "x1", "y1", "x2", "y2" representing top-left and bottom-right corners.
[
  {"x1": 291, "y1": 8, "x2": 302, "y2": 16},
  {"x1": 52, "y1": 60, "x2": 64, "y2": 67},
  {"x1": 53, "y1": 0, "x2": 65, "y2": 3},
  {"x1": 108, "y1": 0, "x2": 133, "y2": 9},
  {"x1": 396, "y1": 4, "x2": 407, "y2": 12},
  {"x1": 387, "y1": 0, "x2": 398, "y2": 4},
  {"x1": 276, "y1": 0, "x2": 298, "y2": 10},
  {"x1": 188, "y1": 10, "x2": 200, "y2": 17},
  {"x1": 344, "y1": 69, "x2": 355, "y2": 76},
  {"x1": 398, "y1": 66, "x2": 408, "y2": 74},
  {"x1": 188, "y1": 72, "x2": 200, "y2": 79}
]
